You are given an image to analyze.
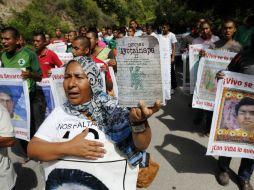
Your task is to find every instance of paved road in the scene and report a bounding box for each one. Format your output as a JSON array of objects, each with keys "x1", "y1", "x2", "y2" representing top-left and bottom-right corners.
[{"x1": 8, "y1": 62, "x2": 254, "y2": 190}]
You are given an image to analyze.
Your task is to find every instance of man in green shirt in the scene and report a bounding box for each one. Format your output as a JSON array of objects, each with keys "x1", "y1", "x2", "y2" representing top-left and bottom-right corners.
[
  {"x1": 1, "y1": 27, "x2": 42, "y2": 92},
  {"x1": 1, "y1": 27, "x2": 44, "y2": 155}
]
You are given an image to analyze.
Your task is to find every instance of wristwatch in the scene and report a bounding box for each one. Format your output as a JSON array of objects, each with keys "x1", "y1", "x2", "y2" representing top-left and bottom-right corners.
[{"x1": 130, "y1": 120, "x2": 149, "y2": 133}]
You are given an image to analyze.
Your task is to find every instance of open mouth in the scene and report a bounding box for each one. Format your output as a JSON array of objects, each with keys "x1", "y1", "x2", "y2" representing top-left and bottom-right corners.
[
  {"x1": 3, "y1": 45, "x2": 9, "y2": 50},
  {"x1": 67, "y1": 92, "x2": 80, "y2": 98}
]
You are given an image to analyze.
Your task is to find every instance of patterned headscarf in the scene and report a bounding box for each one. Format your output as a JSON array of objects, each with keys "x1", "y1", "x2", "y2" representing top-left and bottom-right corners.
[{"x1": 63, "y1": 56, "x2": 143, "y2": 166}]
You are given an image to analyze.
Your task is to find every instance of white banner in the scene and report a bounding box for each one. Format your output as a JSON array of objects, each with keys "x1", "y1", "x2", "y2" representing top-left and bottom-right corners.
[
  {"x1": 0, "y1": 68, "x2": 30, "y2": 140},
  {"x1": 47, "y1": 42, "x2": 67, "y2": 53},
  {"x1": 50, "y1": 67, "x2": 66, "y2": 107},
  {"x1": 207, "y1": 71, "x2": 254, "y2": 159},
  {"x1": 116, "y1": 36, "x2": 164, "y2": 107},
  {"x1": 56, "y1": 53, "x2": 73, "y2": 65}
]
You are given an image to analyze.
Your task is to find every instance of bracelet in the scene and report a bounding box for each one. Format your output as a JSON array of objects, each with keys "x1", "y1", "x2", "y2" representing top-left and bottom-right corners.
[{"x1": 130, "y1": 120, "x2": 148, "y2": 133}]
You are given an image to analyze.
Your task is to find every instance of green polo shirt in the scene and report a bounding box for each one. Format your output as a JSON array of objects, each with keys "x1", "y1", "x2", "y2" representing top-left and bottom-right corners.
[{"x1": 1, "y1": 47, "x2": 42, "y2": 92}]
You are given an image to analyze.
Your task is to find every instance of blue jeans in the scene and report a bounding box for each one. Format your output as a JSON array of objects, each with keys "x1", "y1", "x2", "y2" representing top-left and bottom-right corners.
[{"x1": 218, "y1": 156, "x2": 254, "y2": 181}]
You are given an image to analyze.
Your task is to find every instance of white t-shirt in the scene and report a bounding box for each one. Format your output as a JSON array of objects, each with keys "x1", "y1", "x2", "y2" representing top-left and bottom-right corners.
[
  {"x1": 160, "y1": 32, "x2": 177, "y2": 54},
  {"x1": 192, "y1": 35, "x2": 220, "y2": 46},
  {"x1": 134, "y1": 30, "x2": 143, "y2": 37},
  {"x1": 35, "y1": 106, "x2": 138, "y2": 190},
  {"x1": 0, "y1": 104, "x2": 16, "y2": 190}
]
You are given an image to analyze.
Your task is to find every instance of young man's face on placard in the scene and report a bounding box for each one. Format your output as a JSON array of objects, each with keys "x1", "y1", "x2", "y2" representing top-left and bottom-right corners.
[
  {"x1": 0, "y1": 92, "x2": 14, "y2": 117},
  {"x1": 236, "y1": 105, "x2": 254, "y2": 132}
]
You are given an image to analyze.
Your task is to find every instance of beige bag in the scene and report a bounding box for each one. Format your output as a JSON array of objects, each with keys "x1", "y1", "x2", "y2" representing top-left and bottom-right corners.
[{"x1": 136, "y1": 158, "x2": 160, "y2": 188}]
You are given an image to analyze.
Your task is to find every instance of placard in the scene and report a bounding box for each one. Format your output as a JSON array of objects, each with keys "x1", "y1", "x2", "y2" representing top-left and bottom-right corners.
[
  {"x1": 207, "y1": 71, "x2": 254, "y2": 159},
  {"x1": 0, "y1": 68, "x2": 30, "y2": 140},
  {"x1": 116, "y1": 36, "x2": 164, "y2": 107}
]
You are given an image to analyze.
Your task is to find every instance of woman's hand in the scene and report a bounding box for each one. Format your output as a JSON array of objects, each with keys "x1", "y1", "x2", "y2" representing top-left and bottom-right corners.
[
  {"x1": 199, "y1": 49, "x2": 206, "y2": 57},
  {"x1": 215, "y1": 70, "x2": 225, "y2": 81},
  {"x1": 129, "y1": 100, "x2": 161, "y2": 123},
  {"x1": 67, "y1": 129, "x2": 106, "y2": 160}
]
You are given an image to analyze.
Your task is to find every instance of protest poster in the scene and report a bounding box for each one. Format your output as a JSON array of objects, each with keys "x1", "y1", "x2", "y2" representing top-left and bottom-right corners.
[
  {"x1": 47, "y1": 42, "x2": 67, "y2": 53},
  {"x1": 207, "y1": 71, "x2": 254, "y2": 159},
  {"x1": 116, "y1": 36, "x2": 164, "y2": 107},
  {"x1": 0, "y1": 68, "x2": 30, "y2": 140},
  {"x1": 41, "y1": 116, "x2": 138, "y2": 190},
  {"x1": 192, "y1": 50, "x2": 236, "y2": 110},
  {"x1": 50, "y1": 67, "x2": 66, "y2": 107},
  {"x1": 158, "y1": 35, "x2": 171, "y2": 100},
  {"x1": 189, "y1": 45, "x2": 236, "y2": 94},
  {"x1": 55, "y1": 52, "x2": 73, "y2": 65},
  {"x1": 36, "y1": 78, "x2": 55, "y2": 118}
]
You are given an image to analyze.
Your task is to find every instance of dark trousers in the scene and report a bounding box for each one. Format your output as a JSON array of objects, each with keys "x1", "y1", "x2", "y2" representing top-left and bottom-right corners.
[
  {"x1": 171, "y1": 63, "x2": 177, "y2": 89},
  {"x1": 204, "y1": 110, "x2": 213, "y2": 134},
  {"x1": 20, "y1": 90, "x2": 45, "y2": 154},
  {"x1": 218, "y1": 156, "x2": 254, "y2": 181}
]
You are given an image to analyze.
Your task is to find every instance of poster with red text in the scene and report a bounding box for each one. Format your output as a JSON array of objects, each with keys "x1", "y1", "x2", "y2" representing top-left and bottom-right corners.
[
  {"x1": 189, "y1": 45, "x2": 236, "y2": 94},
  {"x1": 207, "y1": 71, "x2": 254, "y2": 159},
  {"x1": 0, "y1": 68, "x2": 30, "y2": 140},
  {"x1": 192, "y1": 50, "x2": 236, "y2": 111},
  {"x1": 50, "y1": 67, "x2": 66, "y2": 107}
]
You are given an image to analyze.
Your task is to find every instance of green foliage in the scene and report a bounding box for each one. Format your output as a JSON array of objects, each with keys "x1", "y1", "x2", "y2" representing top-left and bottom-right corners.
[
  {"x1": 95, "y1": 0, "x2": 158, "y2": 25},
  {"x1": 4, "y1": 0, "x2": 254, "y2": 41},
  {"x1": 154, "y1": 0, "x2": 254, "y2": 32},
  {"x1": 7, "y1": 0, "x2": 70, "y2": 42}
]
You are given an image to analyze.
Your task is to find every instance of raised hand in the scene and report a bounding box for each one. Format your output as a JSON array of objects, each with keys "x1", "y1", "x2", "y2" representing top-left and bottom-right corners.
[{"x1": 129, "y1": 100, "x2": 161, "y2": 123}]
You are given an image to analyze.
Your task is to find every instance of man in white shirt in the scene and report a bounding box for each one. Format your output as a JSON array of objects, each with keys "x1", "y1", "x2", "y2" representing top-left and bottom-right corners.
[{"x1": 161, "y1": 23, "x2": 178, "y2": 94}]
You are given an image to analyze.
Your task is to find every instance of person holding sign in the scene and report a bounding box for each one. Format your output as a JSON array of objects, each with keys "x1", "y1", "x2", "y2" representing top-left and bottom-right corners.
[
  {"x1": 28, "y1": 56, "x2": 160, "y2": 189},
  {"x1": 216, "y1": 33, "x2": 254, "y2": 190},
  {"x1": 202, "y1": 20, "x2": 242, "y2": 135},
  {"x1": 1, "y1": 27, "x2": 43, "y2": 156}
]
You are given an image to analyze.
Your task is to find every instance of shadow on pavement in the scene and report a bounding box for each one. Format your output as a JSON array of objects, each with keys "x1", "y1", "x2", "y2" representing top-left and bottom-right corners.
[
  {"x1": 155, "y1": 77, "x2": 218, "y2": 174},
  {"x1": 13, "y1": 162, "x2": 38, "y2": 190},
  {"x1": 157, "y1": 88, "x2": 204, "y2": 134},
  {"x1": 155, "y1": 133, "x2": 217, "y2": 174}
]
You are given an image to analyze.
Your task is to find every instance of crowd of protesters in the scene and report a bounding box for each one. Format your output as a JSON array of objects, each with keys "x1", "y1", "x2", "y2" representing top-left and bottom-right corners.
[{"x1": 0, "y1": 15, "x2": 254, "y2": 190}]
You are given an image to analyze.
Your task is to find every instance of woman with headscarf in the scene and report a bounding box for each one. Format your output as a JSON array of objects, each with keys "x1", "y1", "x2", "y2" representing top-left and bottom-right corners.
[{"x1": 27, "y1": 56, "x2": 160, "y2": 190}]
